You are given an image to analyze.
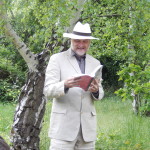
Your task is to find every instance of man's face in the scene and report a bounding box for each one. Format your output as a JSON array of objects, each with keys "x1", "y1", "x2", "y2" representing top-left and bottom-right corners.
[{"x1": 71, "y1": 39, "x2": 91, "y2": 56}]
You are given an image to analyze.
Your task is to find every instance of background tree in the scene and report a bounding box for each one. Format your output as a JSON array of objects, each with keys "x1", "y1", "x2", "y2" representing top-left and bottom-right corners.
[
  {"x1": 114, "y1": 0, "x2": 150, "y2": 115},
  {"x1": 82, "y1": 0, "x2": 150, "y2": 115},
  {"x1": 0, "y1": 0, "x2": 86, "y2": 149}
]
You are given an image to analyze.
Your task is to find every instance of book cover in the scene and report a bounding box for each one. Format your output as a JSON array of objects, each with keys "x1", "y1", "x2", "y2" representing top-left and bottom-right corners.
[{"x1": 75, "y1": 65, "x2": 103, "y2": 91}]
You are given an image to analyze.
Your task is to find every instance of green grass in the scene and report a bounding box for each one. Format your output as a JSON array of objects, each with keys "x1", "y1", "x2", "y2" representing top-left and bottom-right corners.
[
  {"x1": 1, "y1": 96, "x2": 150, "y2": 150},
  {"x1": 0, "y1": 102, "x2": 16, "y2": 144},
  {"x1": 40, "y1": 102, "x2": 51, "y2": 150},
  {"x1": 95, "y1": 96, "x2": 150, "y2": 150}
]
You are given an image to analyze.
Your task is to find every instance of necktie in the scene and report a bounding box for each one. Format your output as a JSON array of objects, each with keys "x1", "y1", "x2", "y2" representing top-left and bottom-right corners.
[{"x1": 74, "y1": 54, "x2": 85, "y2": 74}]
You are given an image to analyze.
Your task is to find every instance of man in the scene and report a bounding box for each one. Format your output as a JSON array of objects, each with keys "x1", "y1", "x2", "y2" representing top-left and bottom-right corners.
[{"x1": 44, "y1": 22, "x2": 104, "y2": 150}]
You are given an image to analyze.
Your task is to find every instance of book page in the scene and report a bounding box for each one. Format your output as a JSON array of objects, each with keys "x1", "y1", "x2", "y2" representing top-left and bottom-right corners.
[{"x1": 90, "y1": 65, "x2": 103, "y2": 79}]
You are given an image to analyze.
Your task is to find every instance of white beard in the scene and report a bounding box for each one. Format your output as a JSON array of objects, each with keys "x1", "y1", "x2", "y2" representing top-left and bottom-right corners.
[
  {"x1": 71, "y1": 41, "x2": 90, "y2": 56},
  {"x1": 75, "y1": 50, "x2": 86, "y2": 56}
]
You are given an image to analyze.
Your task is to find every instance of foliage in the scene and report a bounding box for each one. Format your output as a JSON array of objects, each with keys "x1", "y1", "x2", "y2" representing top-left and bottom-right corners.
[
  {"x1": 116, "y1": 64, "x2": 150, "y2": 101},
  {"x1": 7, "y1": 0, "x2": 78, "y2": 53},
  {"x1": 100, "y1": 56, "x2": 124, "y2": 91},
  {"x1": 1, "y1": 0, "x2": 150, "y2": 113},
  {"x1": 0, "y1": 80, "x2": 20, "y2": 102},
  {"x1": 114, "y1": 0, "x2": 150, "y2": 114},
  {"x1": 0, "y1": 40, "x2": 25, "y2": 102},
  {"x1": 81, "y1": 0, "x2": 150, "y2": 114},
  {"x1": 0, "y1": 0, "x2": 81, "y2": 102},
  {"x1": 82, "y1": 0, "x2": 130, "y2": 90}
]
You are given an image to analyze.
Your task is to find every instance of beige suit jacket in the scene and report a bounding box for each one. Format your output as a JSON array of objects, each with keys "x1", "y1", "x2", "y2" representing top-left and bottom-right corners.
[{"x1": 44, "y1": 48, "x2": 104, "y2": 142}]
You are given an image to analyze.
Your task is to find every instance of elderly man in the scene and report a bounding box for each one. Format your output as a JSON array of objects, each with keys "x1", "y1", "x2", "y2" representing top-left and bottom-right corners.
[{"x1": 44, "y1": 22, "x2": 104, "y2": 150}]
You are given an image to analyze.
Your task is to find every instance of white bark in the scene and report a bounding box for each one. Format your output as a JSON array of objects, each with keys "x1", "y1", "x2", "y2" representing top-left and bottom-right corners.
[
  {"x1": 60, "y1": 0, "x2": 87, "y2": 51},
  {"x1": 0, "y1": 9, "x2": 38, "y2": 72},
  {"x1": 128, "y1": 2, "x2": 140, "y2": 114},
  {"x1": 65, "y1": 0, "x2": 87, "y2": 33}
]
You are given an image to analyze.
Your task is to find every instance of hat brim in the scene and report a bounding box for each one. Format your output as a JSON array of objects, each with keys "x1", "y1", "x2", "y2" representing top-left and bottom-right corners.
[{"x1": 63, "y1": 33, "x2": 99, "y2": 40}]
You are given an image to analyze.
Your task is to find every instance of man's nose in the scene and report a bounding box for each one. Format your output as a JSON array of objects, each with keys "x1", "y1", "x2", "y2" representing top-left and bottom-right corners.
[{"x1": 79, "y1": 42, "x2": 84, "y2": 47}]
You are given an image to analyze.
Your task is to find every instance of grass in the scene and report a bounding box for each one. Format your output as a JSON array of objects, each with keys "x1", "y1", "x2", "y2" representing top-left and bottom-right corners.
[
  {"x1": 1, "y1": 95, "x2": 150, "y2": 150},
  {"x1": 40, "y1": 102, "x2": 51, "y2": 150},
  {"x1": 95, "y1": 96, "x2": 150, "y2": 150},
  {"x1": 0, "y1": 102, "x2": 16, "y2": 144}
]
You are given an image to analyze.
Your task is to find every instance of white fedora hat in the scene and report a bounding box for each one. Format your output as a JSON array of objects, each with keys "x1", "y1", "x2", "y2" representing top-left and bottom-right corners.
[{"x1": 63, "y1": 22, "x2": 99, "y2": 40}]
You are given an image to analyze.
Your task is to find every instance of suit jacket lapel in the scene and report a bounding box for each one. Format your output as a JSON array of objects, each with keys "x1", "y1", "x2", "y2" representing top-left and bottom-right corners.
[
  {"x1": 66, "y1": 49, "x2": 94, "y2": 75},
  {"x1": 66, "y1": 48, "x2": 81, "y2": 74},
  {"x1": 85, "y1": 54, "x2": 93, "y2": 74}
]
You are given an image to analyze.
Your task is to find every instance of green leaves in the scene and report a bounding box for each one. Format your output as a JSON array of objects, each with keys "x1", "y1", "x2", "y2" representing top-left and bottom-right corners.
[
  {"x1": 1, "y1": 0, "x2": 150, "y2": 106},
  {"x1": 116, "y1": 63, "x2": 150, "y2": 106}
]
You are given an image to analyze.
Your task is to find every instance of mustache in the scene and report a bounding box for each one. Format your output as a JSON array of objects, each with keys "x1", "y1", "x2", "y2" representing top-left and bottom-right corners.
[{"x1": 77, "y1": 47, "x2": 85, "y2": 49}]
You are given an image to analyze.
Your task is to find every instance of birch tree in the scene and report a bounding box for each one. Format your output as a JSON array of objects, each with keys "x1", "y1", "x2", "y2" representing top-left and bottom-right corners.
[
  {"x1": 116, "y1": 0, "x2": 150, "y2": 115},
  {"x1": 82, "y1": 0, "x2": 150, "y2": 115},
  {"x1": 0, "y1": 0, "x2": 86, "y2": 149}
]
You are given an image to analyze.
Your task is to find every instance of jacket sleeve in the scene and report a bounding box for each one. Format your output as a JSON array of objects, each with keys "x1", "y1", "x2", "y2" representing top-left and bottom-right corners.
[
  {"x1": 91, "y1": 62, "x2": 104, "y2": 101},
  {"x1": 98, "y1": 81, "x2": 104, "y2": 100},
  {"x1": 44, "y1": 54, "x2": 66, "y2": 99},
  {"x1": 92, "y1": 81, "x2": 104, "y2": 101}
]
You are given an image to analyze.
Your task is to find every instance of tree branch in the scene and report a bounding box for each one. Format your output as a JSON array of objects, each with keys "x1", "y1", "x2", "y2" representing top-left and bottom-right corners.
[
  {"x1": 60, "y1": 0, "x2": 87, "y2": 52},
  {"x1": 0, "y1": 3, "x2": 38, "y2": 72},
  {"x1": 66, "y1": 0, "x2": 87, "y2": 33}
]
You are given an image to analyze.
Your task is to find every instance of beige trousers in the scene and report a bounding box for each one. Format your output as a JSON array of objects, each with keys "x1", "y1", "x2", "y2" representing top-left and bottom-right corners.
[{"x1": 49, "y1": 127, "x2": 95, "y2": 150}]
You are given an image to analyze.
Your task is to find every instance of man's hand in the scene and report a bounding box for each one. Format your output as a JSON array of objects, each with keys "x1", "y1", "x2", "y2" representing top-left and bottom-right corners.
[
  {"x1": 88, "y1": 78, "x2": 99, "y2": 93},
  {"x1": 64, "y1": 77, "x2": 81, "y2": 88}
]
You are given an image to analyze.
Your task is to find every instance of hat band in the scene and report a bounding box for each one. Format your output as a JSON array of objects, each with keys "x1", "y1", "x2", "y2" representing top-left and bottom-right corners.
[{"x1": 73, "y1": 31, "x2": 91, "y2": 36}]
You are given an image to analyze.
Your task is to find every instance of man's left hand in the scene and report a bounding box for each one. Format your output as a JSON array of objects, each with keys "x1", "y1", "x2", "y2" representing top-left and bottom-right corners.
[{"x1": 88, "y1": 78, "x2": 99, "y2": 93}]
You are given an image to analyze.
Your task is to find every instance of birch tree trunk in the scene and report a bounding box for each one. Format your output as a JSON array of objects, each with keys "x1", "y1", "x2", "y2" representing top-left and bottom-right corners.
[
  {"x1": 0, "y1": 1, "x2": 86, "y2": 149},
  {"x1": 128, "y1": 1, "x2": 140, "y2": 115},
  {"x1": 10, "y1": 50, "x2": 49, "y2": 150}
]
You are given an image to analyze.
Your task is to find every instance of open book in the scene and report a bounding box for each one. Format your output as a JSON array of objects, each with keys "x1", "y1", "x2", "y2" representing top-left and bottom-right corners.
[{"x1": 74, "y1": 65, "x2": 103, "y2": 91}]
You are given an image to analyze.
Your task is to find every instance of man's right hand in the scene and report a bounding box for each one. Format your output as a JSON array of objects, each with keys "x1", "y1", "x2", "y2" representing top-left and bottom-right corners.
[{"x1": 64, "y1": 77, "x2": 81, "y2": 88}]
